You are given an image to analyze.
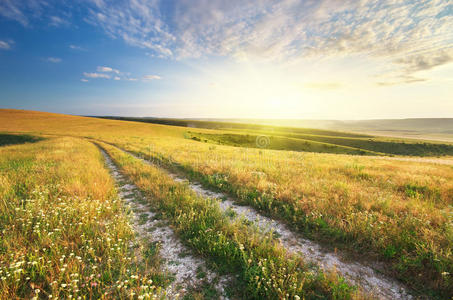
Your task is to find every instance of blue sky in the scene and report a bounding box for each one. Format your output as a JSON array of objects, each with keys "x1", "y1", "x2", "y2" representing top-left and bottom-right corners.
[{"x1": 0, "y1": 0, "x2": 452, "y2": 119}]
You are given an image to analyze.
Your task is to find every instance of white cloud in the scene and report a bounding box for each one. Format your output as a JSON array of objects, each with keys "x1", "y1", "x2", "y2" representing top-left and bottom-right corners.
[
  {"x1": 395, "y1": 49, "x2": 453, "y2": 73},
  {"x1": 0, "y1": 40, "x2": 11, "y2": 50},
  {"x1": 49, "y1": 15, "x2": 70, "y2": 27},
  {"x1": 83, "y1": 67, "x2": 145, "y2": 81},
  {"x1": 69, "y1": 45, "x2": 85, "y2": 51},
  {"x1": 0, "y1": 0, "x2": 51, "y2": 26},
  {"x1": 46, "y1": 57, "x2": 62, "y2": 63},
  {"x1": 0, "y1": 0, "x2": 31, "y2": 26},
  {"x1": 97, "y1": 66, "x2": 120, "y2": 74},
  {"x1": 376, "y1": 75, "x2": 427, "y2": 86},
  {"x1": 84, "y1": 0, "x2": 174, "y2": 57},
  {"x1": 143, "y1": 75, "x2": 161, "y2": 81},
  {"x1": 5, "y1": 0, "x2": 450, "y2": 85},
  {"x1": 81, "y1": 78, "x2": 89, "y2": 82},
  {"x1": 83, "y1": 0, "x2": 453, "y2": 81},
  {"x1": 83, "y1": 72, "x2": 111, "y2": 79}
]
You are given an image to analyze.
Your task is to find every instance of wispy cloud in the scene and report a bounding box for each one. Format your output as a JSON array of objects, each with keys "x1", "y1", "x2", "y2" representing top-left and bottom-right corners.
[
  {"x1": 83, "y1": 0, "x2": 453, "y2": 84},
  {"x1": 45, "y1": 57, "x2": 62, "y2": 63},
  {"x1": 0, "y1": 40, "x2": 12, "y2": 50},
  {"x1": 394, "y1": 49, "x2": 453, "y2": 74},
  {"x1": 4, "y1": 0, "x2": 452, "y2": 86},
  {"x1": 97, "y1": 66, "x2": 120, "y2": 74},
  {"x1": 143, "y1": 74, "x2": 161, "y2": 81},
  {"x1": 49, "y1": 15, "x2": 70, "y2": 27},
  {"x1": 83, "y1": 72, "x2": 110, "y2": 79},
  {"x1": 82, "y1": 66, "x2": 148, "y2": 82},
  {"x1": 69, "y1": 44, "x2": 86, "y2": 51},
  {"x1": 80, "y1": 78, "x2": 89, "y2": 82},
  {"x1": 85, "y1": 0, "x2": 173, "y2": 57},
  {"x1": 0, "y1": 0, "x2": 48, "y2": 26},
  {"x1": 377, "y1": 75, "x2": 428, "y2": 87}
]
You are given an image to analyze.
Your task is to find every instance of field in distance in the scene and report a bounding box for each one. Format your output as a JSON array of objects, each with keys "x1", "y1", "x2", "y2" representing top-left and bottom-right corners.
[{"x1": 96, "y1": 116, "x2": 453, "y2": 157}]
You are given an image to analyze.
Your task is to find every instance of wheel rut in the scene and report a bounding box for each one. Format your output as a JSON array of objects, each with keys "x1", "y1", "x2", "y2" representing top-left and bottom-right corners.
[
  {"x1": 110, "y1": 144, "x2": 416, "y2": 300},
  {"x1": 99, "y1": 146, "x2": 230, "y2": 299}
]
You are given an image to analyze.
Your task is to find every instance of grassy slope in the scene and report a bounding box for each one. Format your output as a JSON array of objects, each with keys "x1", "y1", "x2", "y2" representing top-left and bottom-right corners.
[
  {"x1": 97, "y1": 116, "x2": 453, "y2": 156},
  {"x1": 1, "y1": 109, "x2": 452, "y2": 298},
  {"x1": 186, "y1": 131, "x2": 382, "y2": 156},
  {"x1": 95, "y1": 116, "x2": 371, "y2": 138}
]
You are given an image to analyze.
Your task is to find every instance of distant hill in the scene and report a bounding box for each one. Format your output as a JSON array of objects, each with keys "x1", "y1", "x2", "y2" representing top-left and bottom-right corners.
[
  {"x1": 331, "y1": 118, "x2": 453, "y2": 133},
  {"x1": 193, "y1": 118, "x2": 453, "y2": 134}
]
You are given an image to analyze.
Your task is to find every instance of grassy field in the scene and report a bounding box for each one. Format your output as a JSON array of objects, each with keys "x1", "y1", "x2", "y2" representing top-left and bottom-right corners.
[
  {"x1": 1, "y1": 109, "x2": 452, "y2": 299},
  {"x1": 98, "y1": 117, "x2": 453, "y2": 143},
  {"x1": 0, "y1": 136, "x2": 166, "y2": 299}
]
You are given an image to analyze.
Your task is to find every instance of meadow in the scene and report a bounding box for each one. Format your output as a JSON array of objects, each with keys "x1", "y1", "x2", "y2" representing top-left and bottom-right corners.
[
  {"x1": 0, "y1": 136, "x2": 166, "y2": 299},
  {"x1": 1, "y1": 109, "x2": 452, "y2": 299}
]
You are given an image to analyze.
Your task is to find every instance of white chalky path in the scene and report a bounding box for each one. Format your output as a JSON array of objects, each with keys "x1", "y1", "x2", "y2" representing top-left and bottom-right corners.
[{"x1": 100, "y1": 147, "x2": 230, "y2": 299}]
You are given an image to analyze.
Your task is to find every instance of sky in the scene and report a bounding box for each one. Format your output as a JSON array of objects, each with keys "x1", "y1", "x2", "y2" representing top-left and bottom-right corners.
[{"x1": 0, "y1": 0, "x2": 452, "y2": 119}]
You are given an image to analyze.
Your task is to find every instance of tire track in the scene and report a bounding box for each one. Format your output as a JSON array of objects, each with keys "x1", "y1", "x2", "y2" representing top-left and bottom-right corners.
[
  {"x1": 112, "y1": 144, "x2": 415, "y2": 300},
  {"x1": 99, "y1": 146, "x2": 230, "y2": 299}
]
